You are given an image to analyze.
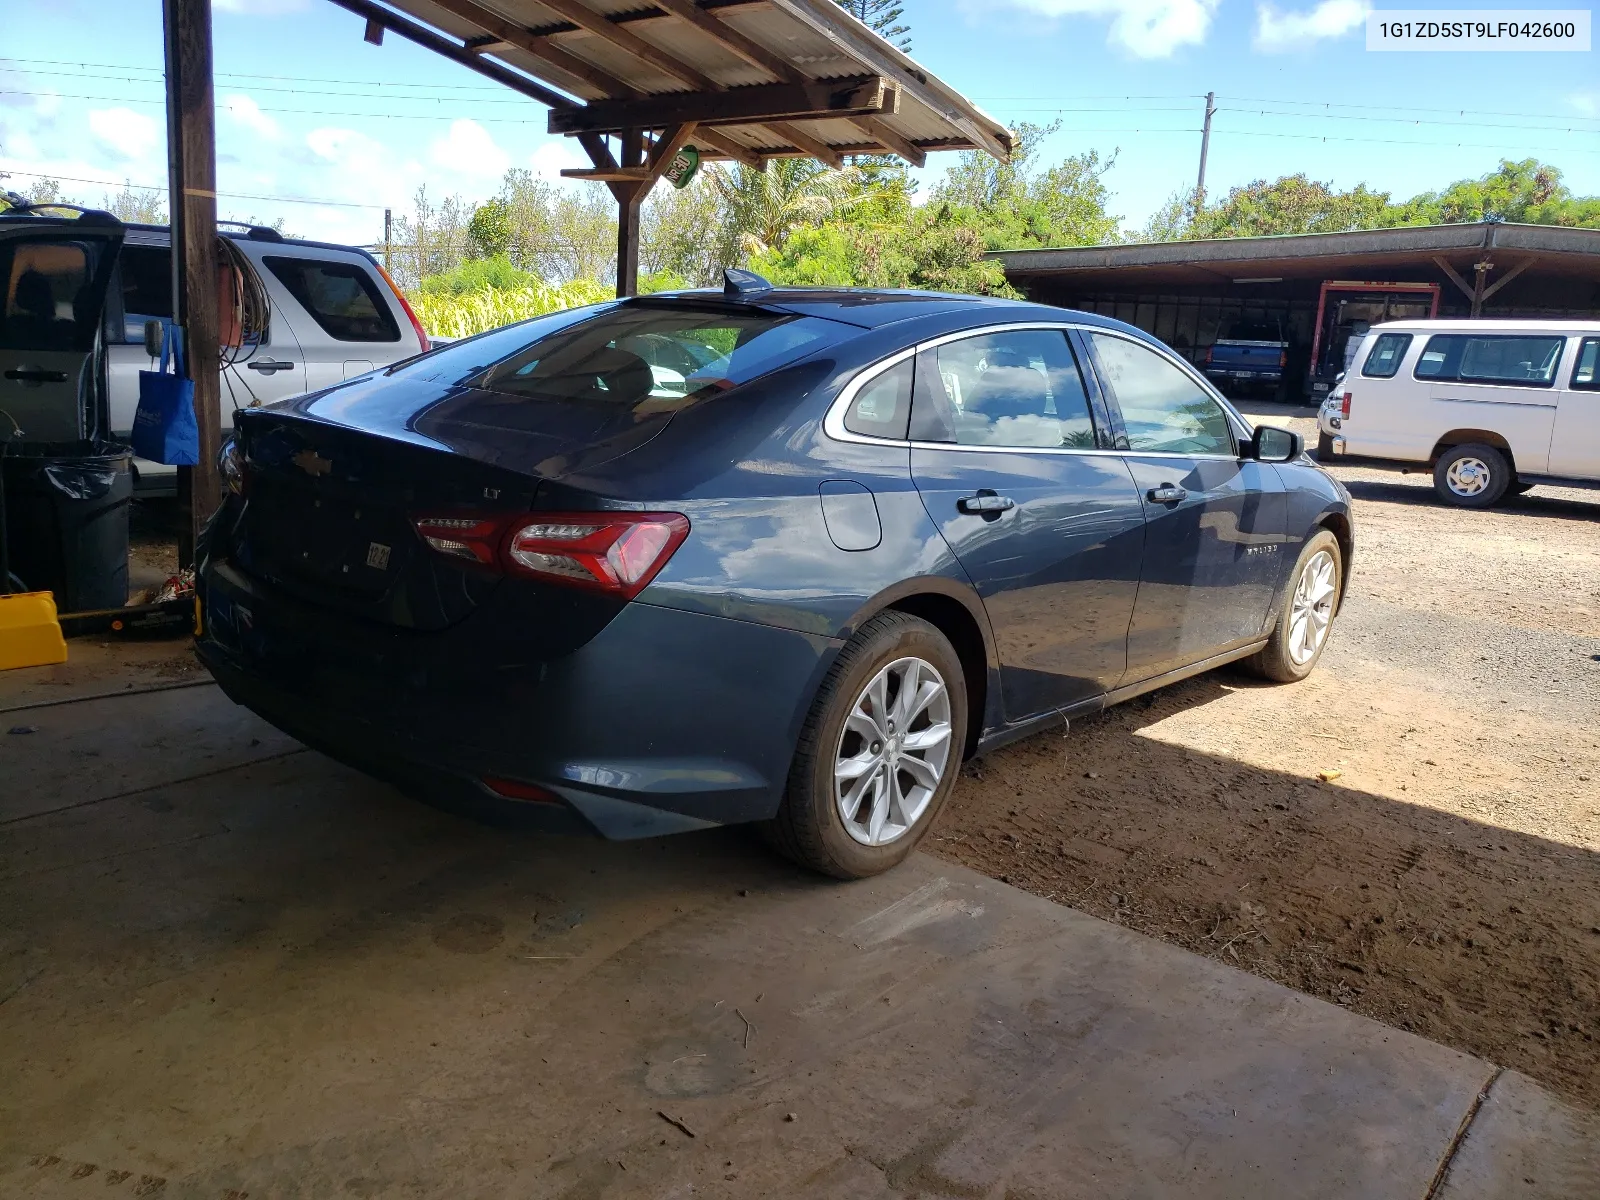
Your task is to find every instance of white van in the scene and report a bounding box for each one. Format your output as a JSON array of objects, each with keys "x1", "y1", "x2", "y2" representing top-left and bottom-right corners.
[{"x1": 1323, "y1": 319, "x2": 1600, "y2": 507}]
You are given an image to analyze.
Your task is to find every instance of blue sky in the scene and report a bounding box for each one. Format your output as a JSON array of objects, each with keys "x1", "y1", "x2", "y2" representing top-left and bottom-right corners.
[{"x1": 2, "y1": 0, "x2": 1596, "y2": 247}]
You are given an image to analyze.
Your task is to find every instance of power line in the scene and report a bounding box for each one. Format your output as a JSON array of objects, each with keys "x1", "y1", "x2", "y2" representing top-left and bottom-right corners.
[
  {"x1": 0, "y1": 57, "x2": 516, "y2": 92},
  {"x1": 1, "y1": 169, "x2": 387, "y2": 209},
  {"x1": 1216, "y1": 92, "x2": 1600, "y2": 125},
  {"x1": 1218, "y1": 128, "x2": 1600, "y2": 156}
]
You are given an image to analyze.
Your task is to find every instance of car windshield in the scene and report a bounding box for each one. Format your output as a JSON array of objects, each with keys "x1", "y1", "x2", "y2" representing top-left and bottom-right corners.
[{"x1": 474, "y1": 303, "x2": 850, "y2": 411}]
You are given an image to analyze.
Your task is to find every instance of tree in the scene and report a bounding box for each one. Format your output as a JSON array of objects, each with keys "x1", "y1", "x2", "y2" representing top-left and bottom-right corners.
[
  {"x1": 707, "y1": 159, "x2": 864, "y2": 259},
  {"x1": 466, "y1": 197, "x2": 513, "y2": 260},
  {"x1": 1188, "y1": 174, "x2": 1393, "y2": 240},
  {"x1": 642, "y1": 175, "x2": 730, "y2": 287},
  {"x1": 932, "y1": 121, "x2": 1121, "y2": 249},
  {"x1": 833, "y1": 0, "x2": 910, "y2": 49}
]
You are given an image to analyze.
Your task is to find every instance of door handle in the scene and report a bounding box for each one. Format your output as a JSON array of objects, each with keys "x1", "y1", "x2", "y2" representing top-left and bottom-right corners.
[
  {"x1": 957, "y1": 494, "x2": 1016, "y2": 515},
  {"x1": 246, "y1": 359, "x2": 295, "y2": 374},
  {"x1": 5, "y1": 367, "x2": 68, "y2": 384},
  {"x1": 1147, "y1": 484, "x2": 1188, "y2": 504}
]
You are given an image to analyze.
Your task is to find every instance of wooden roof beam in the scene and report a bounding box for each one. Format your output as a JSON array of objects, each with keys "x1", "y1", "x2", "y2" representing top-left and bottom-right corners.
[
  {"x1": 534, "y1": 0, "x2": 720, "y2": 92},
  {"x1": 563, "y1": 121, "x2": 700, "y2": 180},
  {"x1": 849, "y1": 112, "x2": 924, "y2": 167},
  {"x1": 433, "y1": 0, "x2": 640, "y2": 98},
  {"x1": 763, "y1": 121, "x2": 842, "y2": 169},
  {"x1": 549, "y1": 75, "x2": 893, "y2": 135},
  {"x1": 690, "y1": 126, "x2": 767, "y2": 170},
  {"x1": 649, "y1": 0, "x2": 805, "y2": 84}
]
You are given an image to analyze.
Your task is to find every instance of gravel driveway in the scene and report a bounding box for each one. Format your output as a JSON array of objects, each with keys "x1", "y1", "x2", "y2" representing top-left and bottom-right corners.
[{"x1": 928, "y1": 411, "x2": 1600, "y2": 1109}]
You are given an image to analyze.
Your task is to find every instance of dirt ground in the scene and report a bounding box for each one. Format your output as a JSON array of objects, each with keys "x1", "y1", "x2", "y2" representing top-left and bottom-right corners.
[{"x1": 928, "y1": 424, "x2": 1600, "y2": 1110}]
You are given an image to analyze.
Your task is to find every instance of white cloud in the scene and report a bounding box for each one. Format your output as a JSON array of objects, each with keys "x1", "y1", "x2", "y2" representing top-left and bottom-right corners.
[
  {"x1": 994, "y1": 0, "x2": 1217, "y2": 58},
  {"x1": 1572, "y1": 92, "x2": 1599, "y2": 117},
  {"x1": 1254, "y1": 0, "x2": 1371, "y2": 52},
  {"x1": 87, "y1": 107, "x2": 162, "y2": 161},
  {"x1": 223, "y1": 94, "x2": 281, "y2": 143},
  {"x1": 529, "y1": 138, "x2": 586, "y2": 181},
  {"x1": 428, "y1": 119, "x2": 510, "y2": 183}
]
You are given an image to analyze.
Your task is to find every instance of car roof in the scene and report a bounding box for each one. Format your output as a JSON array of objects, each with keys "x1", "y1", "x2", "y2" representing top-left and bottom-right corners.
[
  {"x1": 1371, "y1": 318, "x2": 1600, "y2": 333},
  {"x1": 636, "y1": 287, "x2": 1118, "y2": 332},
  {"x1": 0, "y1": 211, "x2": 376, "y2": 261}
]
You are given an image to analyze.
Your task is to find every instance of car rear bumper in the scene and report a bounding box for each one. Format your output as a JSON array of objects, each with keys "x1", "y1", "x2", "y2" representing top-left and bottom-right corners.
[{"x1": 196, "y1": 559, "x2": 840, "y2": 838}]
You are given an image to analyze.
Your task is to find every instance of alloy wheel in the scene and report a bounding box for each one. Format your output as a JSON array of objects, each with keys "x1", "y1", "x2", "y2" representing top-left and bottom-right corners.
[
  {"x1": 1288, "y1": 549, "x2": 1338, "y2": 665},
  {"x1": 834, "y1": 656, "x2": 953, "y2": 846},
  {"x1": 1445, "y1": 456, "x2": 1491, "y2": 497}
]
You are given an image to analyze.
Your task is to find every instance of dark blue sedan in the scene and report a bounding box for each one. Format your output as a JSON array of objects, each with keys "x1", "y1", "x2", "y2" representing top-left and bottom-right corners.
[{"x1": 196, "y1": 275, "x2": 1352, "y2": 878}]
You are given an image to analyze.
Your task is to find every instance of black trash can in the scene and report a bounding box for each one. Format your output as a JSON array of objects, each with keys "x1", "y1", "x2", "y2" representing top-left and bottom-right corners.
[{"x1": 0, "y1": 440, "x2": 133, "y2": 612}]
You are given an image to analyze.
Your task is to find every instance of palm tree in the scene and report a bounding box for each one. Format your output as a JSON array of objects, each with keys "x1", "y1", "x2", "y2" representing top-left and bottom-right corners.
[{"x1": 707, "y1": 160, "x2": 864, "y2": 260}]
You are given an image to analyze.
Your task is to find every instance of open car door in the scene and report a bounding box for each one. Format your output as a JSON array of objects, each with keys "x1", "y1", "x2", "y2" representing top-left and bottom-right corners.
[{"x1": 0, "y1": 213, "x2": 125, "y2": 445}]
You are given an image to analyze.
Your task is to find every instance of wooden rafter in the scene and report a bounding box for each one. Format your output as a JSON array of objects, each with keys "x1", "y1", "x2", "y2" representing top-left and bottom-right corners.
[
  {"x1": 849, "y1": 112, "x2": 924, "y2": 167},
  {"x1": 650, "y1": 0, "x2": 804, "y2": 84},
  {"x1": 763, "y1": 121, "x2": 842, "y2": 169},
  {"x1": 548, "y1": 75, "x2": 892, "y2": 135},
  {"x1": 534, "y1": 0, "x2": 720, "y2": 91},
  {"x1": 433, "y1": 0, "x2": 640, "y2": 98}
]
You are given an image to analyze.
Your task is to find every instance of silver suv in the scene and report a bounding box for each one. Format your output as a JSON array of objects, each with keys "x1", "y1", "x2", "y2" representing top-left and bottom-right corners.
[{"x1": 109, "y1": 223, "x2": 428, "y2": 493}]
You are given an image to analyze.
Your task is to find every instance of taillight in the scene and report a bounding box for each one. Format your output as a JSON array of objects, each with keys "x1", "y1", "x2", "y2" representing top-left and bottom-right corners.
[
  {"x1": 375, "y1": 261, "x2": 431, "y2": 353},
  {"x1": 411, "y1": 510, "x2": 689, "y2": 599},
  {"x1": 1203, "y1": 346, "x2": 1213, "y2": 365},
  {"x1": 1341, "y1": 391, "x2": 1352, "y2": 419},
  {"x1": 219, "y1": 435, "x2": 248, "y2": 497},
  {"x1": 1278, "y1": 350, "x2": 1287, "y2": 367}
]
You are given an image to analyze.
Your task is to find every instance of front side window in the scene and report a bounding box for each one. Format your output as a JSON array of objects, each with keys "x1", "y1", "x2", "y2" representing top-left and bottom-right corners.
[
  {"x1": 1088, "y1": 331, "x2": 1233, "y2": 456},
  {"x1": 1414, "y1": 334, "x2": 1565, "y2": 387},
  {"x1": 478, "y1": 304, "x2": 848, "y2": 410},
  {"x1": 1361, "y1": 332, "x2": 1411, "y2": 378},
  {"x1": 843, "y1": 357, "x2": 913, "y2": 439},
  {"x1": 1570, "y1": 338, "x2": 1599, "y2": 391},
  {"x1": 263, "y1": 255, "x2": 400, "y2": 343},
  {"x1": 910, "y1": 329, "x2": 1096, "y2": 449}
]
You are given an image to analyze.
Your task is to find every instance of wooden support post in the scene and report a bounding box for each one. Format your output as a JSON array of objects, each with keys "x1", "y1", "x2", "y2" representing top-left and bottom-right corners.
[
  {"x1": 163, "y1": 0, "x2": 221, "y2": 567},
  {"x1": 1470, "y1": 257, "x2": 1491, "y2": 319},
  {"x1": 614, "y1": 130, "x2": 645, "y2": 298}
]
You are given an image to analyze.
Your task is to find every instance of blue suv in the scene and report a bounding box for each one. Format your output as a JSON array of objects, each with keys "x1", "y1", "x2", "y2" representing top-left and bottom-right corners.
[{"x1": 196, "y1": 278, "x2": 1353, "y2": 878}]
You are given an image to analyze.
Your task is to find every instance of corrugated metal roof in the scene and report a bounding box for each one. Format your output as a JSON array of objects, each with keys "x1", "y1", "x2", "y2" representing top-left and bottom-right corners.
[{"x1": 348, "y1": 0, "x2": 1012, "y2": 166}]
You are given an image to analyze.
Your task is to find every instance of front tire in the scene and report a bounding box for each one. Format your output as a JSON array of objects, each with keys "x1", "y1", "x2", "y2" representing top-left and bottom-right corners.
[
  {"x1": 1433, "y1": 443, "x2": 1510, "y2": 508},
  {"x1": 1245, "y1": 530, "x2": 1343, "y2": 683},
  {"x1": 764, "y1": 612, "x2": 967, "y2": 879}
]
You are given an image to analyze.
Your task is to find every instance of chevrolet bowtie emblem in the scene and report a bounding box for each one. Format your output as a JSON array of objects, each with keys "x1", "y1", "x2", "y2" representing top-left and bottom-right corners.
[{"x1": 292, "y1": 448, "x2": 333, "y2": 477}]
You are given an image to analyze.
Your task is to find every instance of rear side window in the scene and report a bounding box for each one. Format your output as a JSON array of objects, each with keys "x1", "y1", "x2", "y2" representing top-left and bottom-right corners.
[
  {"x1": 0, "y1": 236, "x2": 114, "y2": 352},
  {"x1": 1571, "y1": 338, "x2": 1599, "y2": 391},
  {"x1": 910, "y1": 329, "x2": 1096, "y2": 449},
  {"x1": 1414, "y1": 334, "x2": 1565, "y2": 387},
  {"x1": 118, "y1": 244, "x2": 172, "y2": 342},
  {"x1": 263, "y1": 255, "x2": 399, "y2": 342},
  {"x1": 843, "y1": 357, "x2": 913, "y2": 439},
  {"x1": 478, "y1": 304, "x2": 849, "y2": 409},
  {"x1": 1361, "y1": 333, "x2": 1411, "y2": 378}
]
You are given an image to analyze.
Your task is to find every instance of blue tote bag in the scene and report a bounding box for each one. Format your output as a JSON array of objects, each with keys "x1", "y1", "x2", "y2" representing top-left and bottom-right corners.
[{"x1": 132, "y1": 325, "x2": 200, "y2": 466}]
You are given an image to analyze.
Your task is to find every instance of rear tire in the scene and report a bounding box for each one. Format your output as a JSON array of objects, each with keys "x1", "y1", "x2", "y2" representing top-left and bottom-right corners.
[
  {"x1": 763, "y1": 612, "x2": 967, "y2": 879},
  {"x1": 1244, "y1": 530, "x2": 1343, "y2": 684},
  {"x1": 1433, "y1": 443, "x2": 1510, "y2": 508}
]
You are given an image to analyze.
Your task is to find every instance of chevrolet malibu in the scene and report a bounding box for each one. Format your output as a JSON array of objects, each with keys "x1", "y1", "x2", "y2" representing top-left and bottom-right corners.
[{"x1": 196, "y1": 275, "x2": 1353, "y2": 879}]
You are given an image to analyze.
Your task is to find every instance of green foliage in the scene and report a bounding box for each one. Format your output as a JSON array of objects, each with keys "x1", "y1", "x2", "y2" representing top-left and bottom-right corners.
[
  {"x1": 753, "y1": 205, "x2": 1017, "y2": 297},
  {"x1": 1189, "y1": 173, "x2": 1394, "y2": 239},
  {"x1": 639, "y1": 268, "x2": 691, "y2": 294},
  {"x1": 1143, "y1": 158, "x2": 1600, "y2": 242},
  {"x1": 416, "y1": 255, "x2": 540, "y2": 296},
  {"x1": 931, "y1": 122, "x2": 1121, "y2": 250},
  {"x1": 707, "y1": 159, "x2": 866, "y2": 258},
  {"x1": 408, "y1": 279, "x2": 612, "y2": 339},
  {"x1": 466, "y1": 197, "x2": 513, "y2": 260},
  {"x1": 833, "y1": 0, "x2": 910, "y2": 48}
]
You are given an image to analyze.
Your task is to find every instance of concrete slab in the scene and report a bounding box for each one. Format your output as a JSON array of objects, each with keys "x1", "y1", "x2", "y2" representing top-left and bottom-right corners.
[{"x1": 1, "y1": 675, "x2": 1592, "y2": 1198}]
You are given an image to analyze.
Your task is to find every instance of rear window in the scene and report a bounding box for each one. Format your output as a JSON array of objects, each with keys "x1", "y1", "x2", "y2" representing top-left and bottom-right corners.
[
  {"x1": 263, "y1": 255, "x2": 399, "y2": 343},
  {"x1": 0, "y1": 236, "x2": 115, "y2": 352},
  {"x1": 1361, "y1": 333, "x2": 1411, "y2": 378},
  {"x1": 1414, "y1": 334, "x2": 1565, "y2": 387},
  {"x1": 477, "y1": 304, "x2": 850, "y2": 409}
]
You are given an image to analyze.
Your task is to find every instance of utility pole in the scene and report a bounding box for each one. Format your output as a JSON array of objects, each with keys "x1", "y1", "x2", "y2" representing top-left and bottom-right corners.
[
  {"x1": 383, "y1": 207, "x2": 392, "y2": 271},
  {"x1": 1195, "y1": 91, "x2": 1216, "y2": 214},
  {"x1": 163, "y1": 0, "x2": 221, "y2": 569}
]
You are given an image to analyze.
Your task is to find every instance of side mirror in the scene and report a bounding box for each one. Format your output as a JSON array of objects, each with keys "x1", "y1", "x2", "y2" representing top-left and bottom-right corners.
[
  {"x1": 143, "y1": 319, "x2": 165, "y2": 359},
  {"x1": 1249, "y1": 425, "x2": 1303, "y2": 463}
]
